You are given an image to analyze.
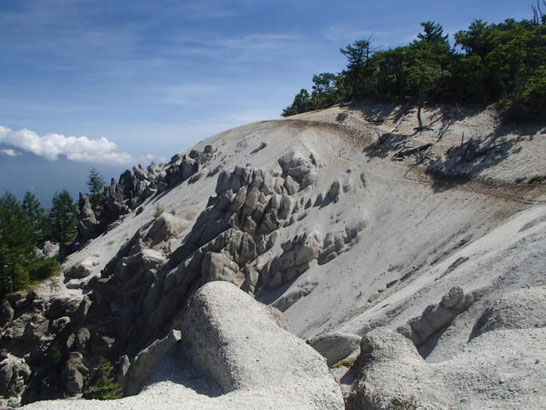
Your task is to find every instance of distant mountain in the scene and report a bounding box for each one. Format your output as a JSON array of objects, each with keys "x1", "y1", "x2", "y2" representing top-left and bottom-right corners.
[{"x1": 0, "y1": 143, "x2": 128, "y2": 206}]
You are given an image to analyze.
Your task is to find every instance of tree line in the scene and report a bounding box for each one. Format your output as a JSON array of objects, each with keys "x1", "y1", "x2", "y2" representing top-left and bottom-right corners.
[
  {"x1": 282, "y1": 11, "x2": 546, "y2": 122},
  {"x1": 0, "y1": 168, "x2": 107, "y2": 299}
]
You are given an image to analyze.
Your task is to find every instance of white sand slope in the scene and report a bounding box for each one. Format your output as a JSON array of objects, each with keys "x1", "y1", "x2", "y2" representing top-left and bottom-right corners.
[{"x1": 23, "y1": 103, "x2": 545, "y2": 408}]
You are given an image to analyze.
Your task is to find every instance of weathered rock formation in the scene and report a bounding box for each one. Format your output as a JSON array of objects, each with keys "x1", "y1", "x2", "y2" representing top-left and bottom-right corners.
[
  {"x1": 345, "y1": 287, "x2": 546, "y2": 409},
  {"x1": 20, "y1": 282, "x2": 344, "y2": 409},
  {"x1": 79, "y1": 155, "x2": 329, "y2": 366},
  {"x1": 1, "y1": 111, "x2": 544, "y2": 408},
  {"x1": 396, "y1": 286, "x2": 476, "y2": 348},
  {"x1": 307, "y1": 332, "x2": 361, "y2": 367},
  {"x1": 78, "y1": 146, "x2": 217, "y2": 241},
  {"x1": 0, "y1": 352, "x2": 31, "y2": 406}
]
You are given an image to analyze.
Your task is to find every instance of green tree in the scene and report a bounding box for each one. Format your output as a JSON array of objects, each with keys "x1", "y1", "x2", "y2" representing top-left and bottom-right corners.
[
  {"x1": 455, "y1": 20, "x2": 493, "y2": 57},
  {"x1": 373, "y1": 47, "x2": 407, "y2": 98},
  {"x1": 311, "y1": 73, "x2": 341, "y2": 109},
  {"x1": 405, "y1": 22, "x2": 451, "y2": 128},
  {"x1": 50, "y1": 190, "x2": 79, "y2": 249},
  {"x1": 283, "y1": 12, "x2": 546, "y2": 121},
  {"x1": 282, "y1": 89, "x2": 312, "y2": 116},
  {"x1": 87, "y1": 168, "x2": 106, "y2": 210},
  {"x1": 417, "y1": 21, "x2": 449, "y2": 45},
  {"x1": 340, "y1": 39, "x2": 376, "y2": 97},
  {"x1": 0, "y1": 192, "x2": 35, "y2": 297},
  {"x1": 22, "y1": 191, "x2": 49, "y2": 244}
]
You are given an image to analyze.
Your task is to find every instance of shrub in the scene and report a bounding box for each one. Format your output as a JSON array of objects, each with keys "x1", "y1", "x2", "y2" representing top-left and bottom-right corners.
[
  {"x1": 13, "y1": 263, "x2": 30, "y2": 290},
  {"x1": 28, "y1": 258, "x2": 61, "y2": 281},
  {"x1": 330, "y1": 358, "x2": 356, "y2": 369},
  {"x1": 153, "y1": 205, "x2": 164, "y2": 219},
  {"x1": 85, "y1": 357, "x2": 123, "y2": 400},
  {"x1": 48, "y1": 343, "x2": 63, "y2": 368},
  {"x1": 390, "y1": 396, "x2": 419, "y2": 410}
]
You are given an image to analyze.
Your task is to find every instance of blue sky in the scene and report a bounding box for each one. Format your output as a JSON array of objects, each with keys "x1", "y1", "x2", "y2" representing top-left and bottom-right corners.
[{"x1": 0, "y1": 0, "x2": 534, "y2": 166}]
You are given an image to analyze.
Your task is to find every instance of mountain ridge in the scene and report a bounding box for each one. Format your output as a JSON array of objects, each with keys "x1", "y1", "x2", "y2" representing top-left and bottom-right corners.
[{"x1": 1, "y1": 101, "x2": 545, "y2": 408}]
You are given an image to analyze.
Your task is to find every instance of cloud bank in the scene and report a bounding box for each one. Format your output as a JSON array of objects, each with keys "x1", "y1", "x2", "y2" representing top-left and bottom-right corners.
[
  {"x1": 0, "y1": 125, "x2": 133, "y2": 164},
  {"x1": 0, "y1": 148, "x2": 20, "y2": 157}
]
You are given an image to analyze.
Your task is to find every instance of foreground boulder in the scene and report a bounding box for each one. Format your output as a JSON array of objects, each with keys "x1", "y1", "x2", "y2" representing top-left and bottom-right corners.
[
  {"x1": 179, "y1": 281, "x2": 344, "y2": 409},
  {"x1": 346, "y1": 287, "x2": 546, "y2": 410}
]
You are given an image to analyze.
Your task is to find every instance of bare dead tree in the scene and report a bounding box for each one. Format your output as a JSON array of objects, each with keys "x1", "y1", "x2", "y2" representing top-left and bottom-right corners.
[{"x1": 532, "y1": 1, "x2": 546, "y2": 24}]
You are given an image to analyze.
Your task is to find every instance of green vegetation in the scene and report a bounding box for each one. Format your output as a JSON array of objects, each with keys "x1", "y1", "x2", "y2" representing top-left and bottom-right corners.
[
  {"x1": 0, "y1": 192, "x2": 55, "y2": 297},
  {"x1": 48, "y1": 343, "x2": 63, "y2": 368},
  {"x1": 0, "y1": 190, "x2": 73, "y2": 299},
  {"x1": 49, "y1": 189, "x2": 79, "y2": 248},
  {"x1": 153, "y1": 204, "x2": 164, "y2": 219},
  {"x1": 85, "y1": 357, "x2": 123, "y2": 400},
  {"x1": 389, "y1": 396, "x2": 419, "y2": 410},
  {"x1": 87, "y1": 168, "x2": 106, "y2": 211},
  {"x1": 0, "y1": 168, "x2": 115, "y2": 298},
  {"x1": 330, "y1": 358, "x2": 356, "y2": 369},
  {"x1": 283, "y1": 11, "x2": 546, "y2": 122}
]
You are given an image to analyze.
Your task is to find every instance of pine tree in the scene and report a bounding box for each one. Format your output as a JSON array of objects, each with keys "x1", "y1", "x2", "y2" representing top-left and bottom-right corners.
[
  {"x1": 22, "y1": 191, "x2": 47, "y2": 243},
  {"x1": 50, "y1": 190, "x2": 79, "y2": 248},
  {"x1": 87, "y1": 168, "x2": 106, "y2": 210},
  {"x1": 0, "y1": 192, "x2": 35, "y2": 297}
]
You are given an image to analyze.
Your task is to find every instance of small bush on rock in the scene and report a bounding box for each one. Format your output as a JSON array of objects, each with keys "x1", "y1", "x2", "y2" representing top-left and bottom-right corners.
[
  {"x1": 153, "y1": 205, "x2": 164, "y2": 219},
  {"x1": 85, "y1": 357, "x2": 123, "y2": 400},
  {"x1": 28, "y1": 258, "x2": 61, "y2": 281},
  {"x1": 389, "y1": 396, "x2": 419, "y2": 410}
]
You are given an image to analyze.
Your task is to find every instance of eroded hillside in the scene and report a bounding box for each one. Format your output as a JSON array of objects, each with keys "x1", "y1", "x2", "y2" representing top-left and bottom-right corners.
[{"x1": 1, "y1": 103, "x2": 545, "y2": 409}]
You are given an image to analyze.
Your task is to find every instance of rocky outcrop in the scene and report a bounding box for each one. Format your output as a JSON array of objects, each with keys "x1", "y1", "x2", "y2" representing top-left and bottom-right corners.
[
  {"x1": 396, "y1": 286, "x2": 475, "y2": 347},
  {"x1": 470, "y1": 285, "x2": 546, "y2": 339},
  {"x1": 62, "y1": 352, "x2": 88, "y2": 396},
  {"x1": 78, "y1": 147, "x2": 216, "y2": 242},
  {"x1": 260, "y1": 231, "x2": 322, "y2": 290},
  {"x1": 13, "y1": 150, "x2": 363, "y2": 405},
  {"x1": 64, "y1": 257, "x2": 95, "y2": 281},
  {"x1": 124, "y1": 329, "x2": 181, "y2": 396},
  {"x1": 19, "y1": 282, "x2": 344, "y2": 410},
  {"x1": 81, "y1": 156, "x2": 322, "y2": 366},
  {"x1": 0, "y1": 287, "x2": 96, "y2": 402},
  {"x1": 78, "y1": 193, "x2": 100, "y2": 241},
  {"x1": 2, "y1": 111, "x2": 543, "y2": 409},
  {"x1": 0, "y1": 352, "x2": 31, "y2": 405},
  {"x1": 347, "y1": 324, "x2": 546, "y2": 410},
  {"x1": 318, "y1": 219, "x2": 365, "y2": 265},
  {"x1": 308, "y1": 332, "x2": 361, "y2": 367}
]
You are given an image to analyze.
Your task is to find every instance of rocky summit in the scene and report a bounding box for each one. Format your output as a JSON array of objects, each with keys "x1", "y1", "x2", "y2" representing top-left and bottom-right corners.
[{"x1": 1, "y1": 102, "x2": 545, "y2": 409}]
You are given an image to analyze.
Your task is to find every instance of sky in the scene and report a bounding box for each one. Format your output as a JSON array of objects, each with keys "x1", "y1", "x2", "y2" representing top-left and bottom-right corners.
[{"x1": 0, "y1": 0, "x2": 535, "y2": 199}]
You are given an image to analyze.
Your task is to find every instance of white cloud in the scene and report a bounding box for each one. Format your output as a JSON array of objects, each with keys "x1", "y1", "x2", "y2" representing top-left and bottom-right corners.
[
  {"x1": 0, "y1": 148, "x2": 20, "y2": 157},
  {"x1": 139, "y1": 153, "x2": 168, "y2": 164},
  {"x1": 0, "y1": 125, "x2": 134, "y2": 164}
]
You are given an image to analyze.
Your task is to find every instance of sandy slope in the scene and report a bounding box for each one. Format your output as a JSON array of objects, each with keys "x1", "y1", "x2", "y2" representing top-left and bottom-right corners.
[
  {"x1": 32, "y1": 103, "x2": 546, "y2": 407},
  {"x1": 61, "y1": 104, "x2": 546, "y2": 344}
]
